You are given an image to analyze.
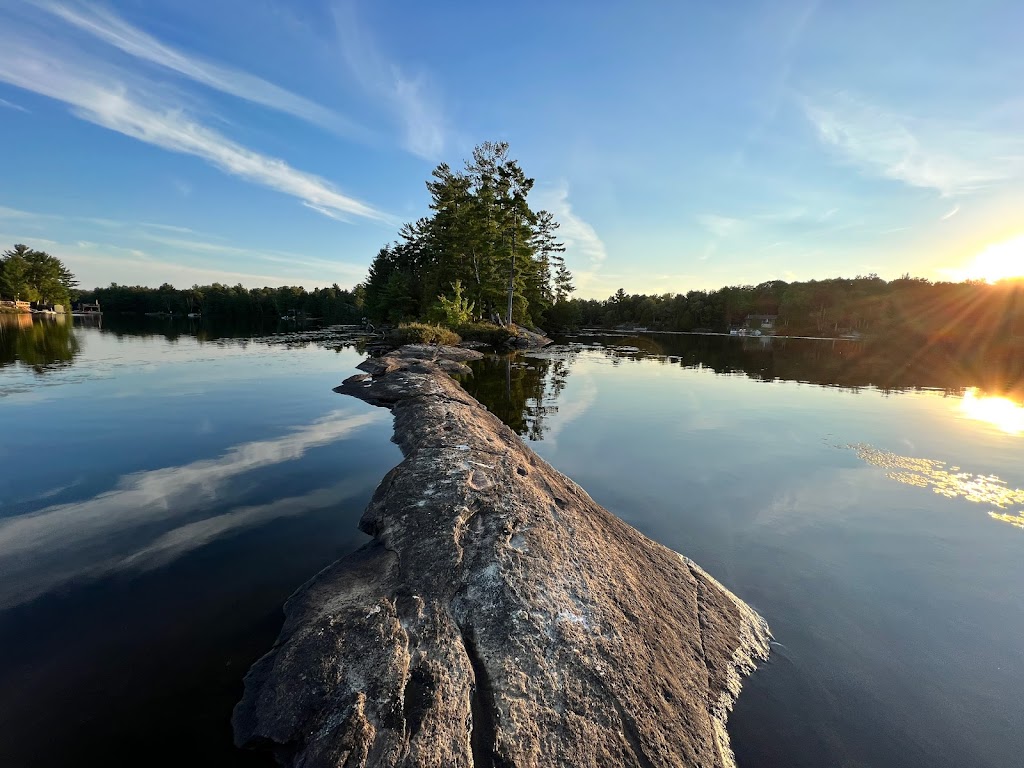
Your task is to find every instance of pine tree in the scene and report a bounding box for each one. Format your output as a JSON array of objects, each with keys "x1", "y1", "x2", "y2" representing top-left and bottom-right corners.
[{"x1": 363, "y1": 142, "x2": 573, "y2": 327}]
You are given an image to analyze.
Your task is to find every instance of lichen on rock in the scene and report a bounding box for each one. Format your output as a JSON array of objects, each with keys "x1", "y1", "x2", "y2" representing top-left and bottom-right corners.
[{"x1": 233, "y1": 344, "x2": 770, "y2": 767}]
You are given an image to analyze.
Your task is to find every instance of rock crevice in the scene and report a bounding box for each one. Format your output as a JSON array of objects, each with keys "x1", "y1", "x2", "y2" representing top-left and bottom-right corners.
[{"x1": 233, "y1": 344, "x2": 770, "y2": 767}]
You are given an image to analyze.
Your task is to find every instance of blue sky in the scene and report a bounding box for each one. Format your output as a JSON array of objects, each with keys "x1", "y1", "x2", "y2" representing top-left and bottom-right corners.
[{"x1": 0, "y1": 0, "x2": 1021, "y2": 298}]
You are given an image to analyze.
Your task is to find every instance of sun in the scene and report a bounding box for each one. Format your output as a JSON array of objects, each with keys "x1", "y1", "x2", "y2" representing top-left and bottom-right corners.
[{"x1": 957, "y1": 233, "x2": 1024, "y2": 284}]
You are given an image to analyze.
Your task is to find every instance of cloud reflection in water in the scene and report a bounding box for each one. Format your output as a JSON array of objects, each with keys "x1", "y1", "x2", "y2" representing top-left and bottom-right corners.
[{"x1": 0, "y1": 409, "x2": 384, "y2": 609}]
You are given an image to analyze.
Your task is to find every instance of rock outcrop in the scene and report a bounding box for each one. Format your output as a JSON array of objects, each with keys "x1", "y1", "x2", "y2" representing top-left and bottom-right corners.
[
  {"x1": 507, "y1": 327, "x2": 552, "y2": 349},
  {"x1": 234, "y1": 345, "x2": 770, "y2": 768}
]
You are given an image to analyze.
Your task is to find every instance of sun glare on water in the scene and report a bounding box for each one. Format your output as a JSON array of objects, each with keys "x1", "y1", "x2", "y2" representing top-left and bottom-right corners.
[
  {"x1": 959, "y1": 388, "x2": 1024, "y2": 436},
  {"x1": 956, "y1": 233, "x2": 1024, "y2": 283}
]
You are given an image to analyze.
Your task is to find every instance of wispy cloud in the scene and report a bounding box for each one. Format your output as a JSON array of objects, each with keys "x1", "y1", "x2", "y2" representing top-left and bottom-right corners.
[
  {"x1": 805, "y1": 93, "x2": 1024, "y2": 197},
  {"x1": 139, "y1": 221, "x2": 196, "y2": 234},
  {"x1": 64, "y1": 245, "x2": 362, "y2": 289},
  {"x1": 0, "y1": 29, "x2": 389, "y2": 222},
  {"x1": 697, "y1": 213, "x2": 744, "y2": 239},
  {"x1": 332, "y1": 0, "x2": 445, "y2": 159},
  {"x1": 730, "y1": 0, "x2": 818, "y2": 170},
  {"x1": 0, "y1": 409, "x2": 384, "y2": 609},
  {"x1": 536, "y1": 182, "x2": 607, "y2": 265},
  {"x1": 941, "y1": 204, "x2": 960, "y2": 221},
  {"x1": 0, "y1": 205, "x2": 369, "y2": 286},
  {"x1": 171, "y1": 178, "x2": 192, "y2": 197},
  {"x1": 0, "y1": 204, "x2": 193, "y2": 238},
  {"x1": 0, "y1": 97, "x2": 28, "y2": 112},
  {"x1": 534, "y1": 181, "x2": 608, "y2": 295},
  {"x1": 0, "y1": 205, "x2": 42, "y2": 220},
  {"x1": 37, "y1": 0, "x2": 364, "y2": 139},
  {"x1": 135, "y1": 230, "x2": 365, "y2": 274}
]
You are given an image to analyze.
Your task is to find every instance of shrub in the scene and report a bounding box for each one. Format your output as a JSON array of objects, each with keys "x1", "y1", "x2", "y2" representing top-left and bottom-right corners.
[
  {"x1": 387, "y1": 322, "x2": 461, "y2": 346},
  {"x1": 455, "y1": 322, "x2": 518, "y2": 347},
  {"x1": 427, "y1": 280, "x2": 475, "y2": 327}
]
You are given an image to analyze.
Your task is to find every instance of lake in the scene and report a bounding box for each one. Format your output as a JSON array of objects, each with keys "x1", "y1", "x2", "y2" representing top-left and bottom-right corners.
[{"x1": 1, "y1": 315, "x2": 1022, "y2": 767}]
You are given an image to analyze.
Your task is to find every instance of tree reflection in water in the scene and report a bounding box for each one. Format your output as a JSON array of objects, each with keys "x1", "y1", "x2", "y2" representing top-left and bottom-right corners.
[
  {"x1": 0, "y1": 314, "x2": 80, "y2": 373},
  {"x1": 5, "y1": 315, "x2": 1020, "y2": 426},
  {"x1": 563, "y1": 332, "x2": 1024, "y2": 403},
  {"x1": 457, "y1": 349, "x2": 578, "y2": 441},
  {"x1": 460, "y1": 331, "x2": 1024, "y2": 441}
]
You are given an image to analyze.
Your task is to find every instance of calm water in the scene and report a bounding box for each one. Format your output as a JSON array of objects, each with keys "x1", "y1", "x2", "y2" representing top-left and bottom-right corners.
[{"x1": 2, "y1": 316, "x2": 1022, "y2": 767}]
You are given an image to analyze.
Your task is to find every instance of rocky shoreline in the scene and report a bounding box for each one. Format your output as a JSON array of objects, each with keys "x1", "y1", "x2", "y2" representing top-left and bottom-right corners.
[{"x1": 233, "y1": 344, "x2": 770, "y2": 767}]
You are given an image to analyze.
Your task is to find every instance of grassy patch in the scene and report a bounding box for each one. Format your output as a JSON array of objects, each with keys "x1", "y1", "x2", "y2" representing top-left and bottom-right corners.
[
  {"x1": 455, "y1": 322, "x2": 518, "y2": 346},
  {"x1": 387, "y1": 322, "x2": 462, "y2": 346}
]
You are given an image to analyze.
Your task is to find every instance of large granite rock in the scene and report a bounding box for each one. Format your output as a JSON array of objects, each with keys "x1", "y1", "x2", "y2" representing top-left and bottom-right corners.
[
  {"x1": 234, "y1": 346, "x2": 769, "y2": 767},
  {"x1": 508, "y1": 327, "x2": 552, "y2": 349}
]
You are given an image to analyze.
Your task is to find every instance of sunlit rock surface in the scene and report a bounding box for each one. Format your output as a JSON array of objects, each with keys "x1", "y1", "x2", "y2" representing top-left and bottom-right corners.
[{"x1": 234, "y1": 345, "x2": 770, "y2": 768}]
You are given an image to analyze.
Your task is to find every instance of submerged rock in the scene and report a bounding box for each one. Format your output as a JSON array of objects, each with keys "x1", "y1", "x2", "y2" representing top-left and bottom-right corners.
[{"x1": 234, "y1": 345, "x2": 769, "y2": 768}]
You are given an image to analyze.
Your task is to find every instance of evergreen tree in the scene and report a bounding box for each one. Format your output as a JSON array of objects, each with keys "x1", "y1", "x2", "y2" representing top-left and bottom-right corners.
[
  {"x1": 1, "y1": 244, "x2": 77, "y2": 307},
  {"x1": 363, "y1": 142, "x2": 572, "y2": 327}
]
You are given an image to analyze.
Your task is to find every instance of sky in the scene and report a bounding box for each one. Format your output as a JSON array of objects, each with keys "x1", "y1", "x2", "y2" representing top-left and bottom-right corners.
[{"x1": 0, "y1": 0, "x2": 1022, "y2": 299}]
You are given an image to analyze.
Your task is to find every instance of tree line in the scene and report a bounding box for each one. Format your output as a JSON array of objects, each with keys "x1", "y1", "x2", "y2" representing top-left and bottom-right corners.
[
  {"x1": 563, "y1": 275, "x2": 1024, "y2": 344},
  {"x1": 76, "y1": 282, "x2": 366, "y2": 323},
  {"x1": 72, "y1": 274, "x2": 1023, "y2": 352}
]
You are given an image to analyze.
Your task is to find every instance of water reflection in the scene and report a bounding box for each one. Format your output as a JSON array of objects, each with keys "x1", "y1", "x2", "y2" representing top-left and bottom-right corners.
[
  {"x1": 459, "y1": 349, "x2": 578, "y2": 439},
  {"x1": 849, "y1": 443, "x2": 1024, "y2": 528},
  {"x1": 959, "y1": 388, "x2": 1024, "y2": 435},
  {"x1": 0, "y1": 315, "x2": 378, "y2": 385},
  {"x1": 565, "y1": 332, "x2": 1024, "y2": 399},
  {"x1": 463, "y1": 332, "x2": 1024, "y2": 445},
  {"x1": 0, "y1": 409, "x2": 383, "y2": 609},
  {"x1": 0, "y1": 314, "x2": 79, "y2": 372}
]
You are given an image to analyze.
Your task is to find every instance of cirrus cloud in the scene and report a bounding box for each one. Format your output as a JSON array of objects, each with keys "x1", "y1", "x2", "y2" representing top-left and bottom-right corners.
[
  {"x1": 804, "y1": 93, "x2": 1024, "y2": 197},
  {"x1": 0, "y1": 23, "x2": 390, "y2": 223}
]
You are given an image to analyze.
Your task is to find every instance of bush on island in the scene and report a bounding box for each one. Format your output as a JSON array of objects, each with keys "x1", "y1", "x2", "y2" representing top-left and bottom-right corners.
[
  {"x1": 386, "y1": 323, "x2": 461, "y2": 346},
  {"x1": 455, "y1": 322, "x2": 519, "y2": 347}
]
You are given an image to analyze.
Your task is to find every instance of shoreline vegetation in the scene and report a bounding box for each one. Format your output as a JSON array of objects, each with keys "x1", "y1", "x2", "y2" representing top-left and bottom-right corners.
[{"x1": 63, "y1": 276, "x2": 1024, "y2": 348}]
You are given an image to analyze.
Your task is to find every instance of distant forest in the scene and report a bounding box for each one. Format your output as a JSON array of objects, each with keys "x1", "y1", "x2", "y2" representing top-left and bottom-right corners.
[
  {"x1": 564, "y1": 275, "x2": 1024, "y2": 340},
  {"x1": 77, "y1": 282, "x2": 366, "y2": 324},
  {"x1": 77, "y1": 275, "x2": 1023, "y2": 348}
]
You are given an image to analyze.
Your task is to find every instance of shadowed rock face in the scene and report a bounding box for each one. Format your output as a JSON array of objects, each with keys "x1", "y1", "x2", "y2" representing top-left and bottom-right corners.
[{"x1": 233, "y1": 345, "x2": 770, "y2": 768}]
